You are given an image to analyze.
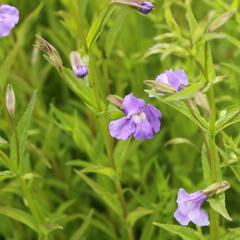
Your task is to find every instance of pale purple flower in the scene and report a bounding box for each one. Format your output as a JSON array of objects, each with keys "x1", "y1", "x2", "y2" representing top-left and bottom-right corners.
[
  {"x1": 0, "y1": 4, "x2": 19, "y2": 37},
  {"x1": 109, "y1": 93, "x2": 161, "y2": 140},
  {"x1": 138, "y1": 1, "x2": 153, "y2": 14},
  {"x1": 156, "y1": 69, "x2": 189, "y2": 91},
  {"x1": 70, "y1": 51, "x2": 88, "y2": 78},
  {"x1": 174, "y1": 188, "x2": 209, "y2": 227}
]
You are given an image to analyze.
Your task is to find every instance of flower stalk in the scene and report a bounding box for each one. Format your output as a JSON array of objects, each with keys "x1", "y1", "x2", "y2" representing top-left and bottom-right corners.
[
  {"x1": 204, "y1": 44, "x2": 219, "y2": 240},
  {"x1": 89, "y1": 57, "x2": 134, "y2": 240}
]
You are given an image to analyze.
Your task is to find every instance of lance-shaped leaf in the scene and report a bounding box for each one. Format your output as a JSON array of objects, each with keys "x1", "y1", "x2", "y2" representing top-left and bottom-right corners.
[
  {"x1": 153, "y1": 223, "x2": 203, "y2": 240},
  {"x1": 208, "y1": 194, "x2": 232, "y2": 221},
  {"x1": 127, "y1": 207, "x2": 153, "y2": 227},
  {"x1": 70, "y1": 209, "x2": 94, "y2": 240},
  {"x1": 87, "y1": 3, "x2": 116, "y2": 48},
  {"x1": 10, "y1": 91, "x2": 37, "y2": 169},
  {"x1": 0, "y1": 207, "x2": 38, "y2": 232}
]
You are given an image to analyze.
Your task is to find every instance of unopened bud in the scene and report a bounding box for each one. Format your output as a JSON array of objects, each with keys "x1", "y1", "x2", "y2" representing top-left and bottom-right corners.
[
  {"x1": 202, "y1": 180, "x2": 230, "y2": 197},
  {"x1": 194, "y1": 92, "x2": 210, "y2": 112},
  {"x1": 112, "y1": 0, "x2": 153, "y2": 15},
  {"x1": 145, "y1": 80, "x2": 176, "y2": 95},
  {"x1": 34, "y1": 35, "x2": 63, "y2": 70},
  {"x1": 107, "y1": 95, "x2": 124, "y2": 108},
  {"x1": 6, "y1": 84, "x2": 15, "y2": 117},
  {"x1": 138, "y1": 1, "x2": 153, "y2": 14},
  {"x1": 70, "y1": 51, "x2": 88, "y2": 78}
]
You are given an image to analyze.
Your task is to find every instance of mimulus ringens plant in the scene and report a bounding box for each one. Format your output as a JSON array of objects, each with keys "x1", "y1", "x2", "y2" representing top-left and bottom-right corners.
[
  {"x1": 174, "y1": 188, "x2": 209, "y2": 227},
  {"x1": 0, "y1": 4, "x2": 19, "y2": 37},
  {"x1": 70, "y1": 51, "x2": 88, "y2": 78},
  {"x1": 109, "y1": 93, "x2": 161, "y2": 140}
]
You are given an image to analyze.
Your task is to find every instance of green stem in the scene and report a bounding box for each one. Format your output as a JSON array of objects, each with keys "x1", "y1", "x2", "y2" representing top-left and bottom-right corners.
[
  {"x1": 208, "y1": 87, "x2": 219, "y2": 240},
  {"x1": 204, "y1": 43, "x2": 219, "y2": 240},
  {"x1": 89, "y1": 57, "x2": 134, "y2": 240}
]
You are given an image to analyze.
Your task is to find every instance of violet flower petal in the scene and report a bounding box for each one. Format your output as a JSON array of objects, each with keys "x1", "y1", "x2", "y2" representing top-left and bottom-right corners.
[
  {"x1": 188, "y1": 209, "x2": 210, "y2": 227},
  {"x1": 174, "y1": 208, "x2": 190, "y2": 226},
  {"x1": 109, "y1": 116, "x2": 136, "y2": 140},
  {"x1": 166, "y1": 70, "x2": 189, "y2": 91},
  {"x1": 143, "y1": 104, "x2": 161, "y2": 134},
  {"x1": 156, "y1": 72, "x2": 169, "y2": 84},
  {"x1": 0, "y1": 4, "x2": 19, "y2": 37},
  {"x1": 122, "y1": 93, "x2": 145, "y2": 116},
  {"x1": 133, "y1": 120, "x2": 153, "y2": 140},
  {"x1": 155, "y1": 69, "x2": 189, "y2": 92}
]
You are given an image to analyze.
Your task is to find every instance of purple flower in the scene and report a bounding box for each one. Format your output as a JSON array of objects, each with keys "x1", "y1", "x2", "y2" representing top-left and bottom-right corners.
[
  {"x1": 70, "y1": 51, "x2": 88, "y2": 78},
  {"x1": 174, "y1": 188, "x2": 209, "y2": 227},
  {"x1": 0, "y1": 4, "x2": 19, "y2": 37},
  {"x1": 138, "y1": 1, "x2": 153, "y2": 14},
  {"x1": 156, "y1": 69, "x2": 189, "y2": 91},
  {"x1": 109, "y1": 93, "x2": 161, "y2": 140}
]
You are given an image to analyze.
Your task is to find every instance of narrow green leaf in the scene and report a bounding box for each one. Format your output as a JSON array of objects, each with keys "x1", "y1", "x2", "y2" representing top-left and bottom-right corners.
[
  {"x1": 208, "y1": 194, "x2": 232, "y2": 221},
  {"x1": 127, "y1": 207, "x2": 153, "y2": 227},
  {"x1": 87, "y1": 3, "x2": 116, "y2": 49},
  {"x1": 0, "y1": 171, "x2": 16, "y2": 182},
  {"x1": 185, "y1": 1, "x2": 198, "y2": 36},
  {"x1": 40, "y1": 223, "x2": 63, "y2": 235},
  {"x1": 216, "y1": 108, "x2": 240, "y2": 133},
  {"x1": 80, "y1": 165, "x2": 116, "y2": 181},
  {"x1": 61, "y1": 67, "x2": 98, "y2": 111},
  {"x1": 153, "y1": 223, "x2": 202, "y2": 240},
  {"x1": 10, "y1": 91, "x2": 37, "y2": 169},
  {"x1": 164, "y1": 82, "x2": 205, "y2": 102},
  {"x1": 164, "y1": 3, "x2": 181, "y2": 35},
  {"x1": 165, "y1": 138, "x2": 199, "y2": 151},
  {"x1": 0, "y1": 207, "x2": 38, "y2": 232},
  {"x1": 70, "y1": 209, "x2": 94, "y2": 240},
  {"x1": 146, "y1": 90, "x2": 208, "y2": 131}
]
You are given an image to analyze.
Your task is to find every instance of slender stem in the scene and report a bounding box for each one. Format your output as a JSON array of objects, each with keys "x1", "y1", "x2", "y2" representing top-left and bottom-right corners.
[
  {"x1": 204, "y1": 44, "x2": 219, "y2": 240},
  {"x1": 208, "y1": 87, "x2": 219, "y2": 240},
  {"x1": 89, "y1": 57, "x2": 134, "y2": 240},
  {"x1": 11, "y1": 117, "x2": 20, "y2": 168}
]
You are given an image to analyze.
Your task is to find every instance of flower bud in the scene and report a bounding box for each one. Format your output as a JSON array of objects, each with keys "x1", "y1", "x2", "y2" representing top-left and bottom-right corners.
[
  {"x1": 34, "y1": 35, "x2": 63, "y2": 70},
  {"x1": 6, "y1": 84, "x2": 15, "y2": 117},
  {"x1": 107, "y1": 95, "x2": 124, "y2": 108},
  {"x1": 70, "y1": 51, "x2": 88, "y2": 78},
  {"x1": 138, "y1": 1, "x2": 153, "y2": 14},
  {"x1": 112, "y1": 0, "x2": 153, "y2": 15},
  {"x1": 202, "y1": 181, "x2": 230, "y2": 197}
]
